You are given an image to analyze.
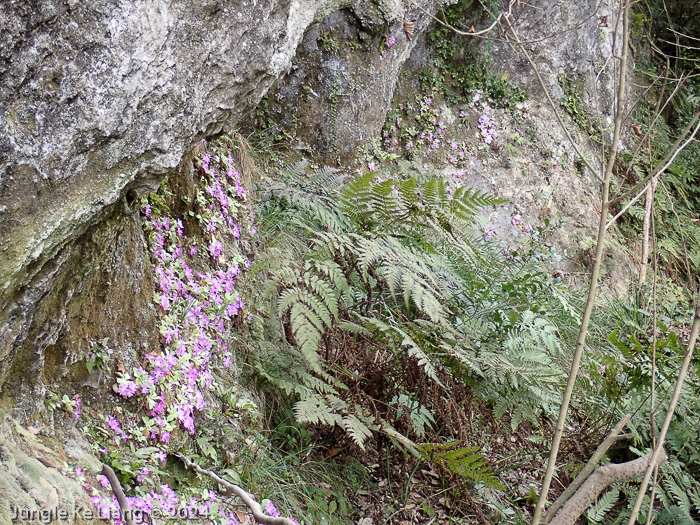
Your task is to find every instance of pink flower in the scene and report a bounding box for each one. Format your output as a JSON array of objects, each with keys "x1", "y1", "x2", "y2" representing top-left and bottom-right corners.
[
  {"x1": 265, "y1": 502, "x2": 280, "y2": 517},
  {"x1": 208, "y1": 240, "x2": 223, "y2": 259},
  {"x1": 117, "y1": 380, "x2": 138, "y2": 398},
  {"x1": 136, "y1": 467, "x2": 150, "y2": 483},
  {"x1": 107, "y1": 415, "x2": 122, "y2": 434}
]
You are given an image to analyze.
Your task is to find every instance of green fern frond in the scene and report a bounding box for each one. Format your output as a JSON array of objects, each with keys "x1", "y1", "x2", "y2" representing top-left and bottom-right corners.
[
  {"x1": 307, "y1": 259, "x2": 349, "y2": 294},
  {"x1": 586, "y1": 487, "x2": 620, "y2": 523},
  {"x1": 450, "y1": 187, "x2": 506, "y2": 221},
  {"x1": 418, "y1": 442, "x2": 505, "y2": 490},
  {"x1": 340, "y1": 172, "x2": 376, "y2": 224},
  {"x1": 341, "y1": 414, "x2": 373, "y2": 450},
  {"x1": 361, "y1": 317, "x2": 443, "y2": 386},
  {"x1": 390, "y1": 394, "x2": 435, "y2": 439},
  {"x1": 287, "y1": 303, "x2": 324, "y2": 371},
  {"x1": 261, "y1": 161, "x2": 348, "y2": 232},
  {"x1": 293, "y1": 394, "x2": 344, "y2": 427}
]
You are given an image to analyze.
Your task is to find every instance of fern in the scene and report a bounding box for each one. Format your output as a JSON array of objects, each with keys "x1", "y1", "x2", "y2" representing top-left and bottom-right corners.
[
  {"x1": 293, "y1": 393, "x2": 376, "y2": 450},
  {"x1": 293, "y1": 393, "x2": 344, "y2": 427},
  {"x1": 255, "y1": 160, "x2": 574, "y2": 452},
  {"x1": 418, "y1": 442, "x2": 505, "y2": 490},
  {"x1": 586, "y1": 487, "x2": 620, "y2": 523},
  {"x1": 360, "y1": 316, "x2": 443, "y2": 385},
  {"x1": 390, "y1": 393, "x2": 435, "y2": 439},
  {"x1": 260, "y1": 160, "x2": 349, "y2": 233}
]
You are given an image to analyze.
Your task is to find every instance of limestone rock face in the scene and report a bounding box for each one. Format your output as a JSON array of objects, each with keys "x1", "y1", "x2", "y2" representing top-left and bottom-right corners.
[
  {"x1": 488, "y1": 0, "x2": 623, "y2": 118},
  {"x1": 263, "y1": 3, "x2": 435, "y2": 163},
  {"x1": 260, "y1": 0, "x2": 623, "y2": 166},
  {"x1": 0, "y1": 0, "x2": 299, "y2": 402},
  {"x1": 0, "y1": 413, "x2": 103, "y2": 525}
]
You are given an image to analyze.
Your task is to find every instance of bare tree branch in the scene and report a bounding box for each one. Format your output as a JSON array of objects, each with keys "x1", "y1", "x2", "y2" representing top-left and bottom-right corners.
[
  {"x1": 606, "y1": 111, "x2": 700, "y2": 229},
  {"x1": 627, "y1": 300, "x2": 700, "y2": 524},
  {"x1": 544, "y1": 415, "x2": 632, "y2": 523},
  {"x1": 549, "y1": 450, "x2": 668, "y2": 525},
  {"x1": 176, "y1": 453, "x2": 298, "y2": 525},
  {"x1": 101, "y1": 464, "x2": 137, "y2": 525},
  {"x1": 531, "y1": 2, "x2": 631, "y2": 522}
]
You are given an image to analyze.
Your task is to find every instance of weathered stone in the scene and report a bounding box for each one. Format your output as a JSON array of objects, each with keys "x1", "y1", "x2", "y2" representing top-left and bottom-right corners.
[
  {"x1": 255, "y1": 1, "x2": 442, "y2": 163},
  {"x1": 0, "y1": 415, "x2": 95, "y2": 525},
  {"x1": 487, "y1": 0, "x2": 624, "y2": 119}
]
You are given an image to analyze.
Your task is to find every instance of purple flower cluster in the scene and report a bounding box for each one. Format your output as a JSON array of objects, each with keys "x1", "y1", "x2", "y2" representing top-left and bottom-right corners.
[
  {"x1": 380, "y1": 96, "x2": 475, "y2": 167},
  {"x1": 89, "y1": 485, "x2": 231, "y2": 524},
  {"x1": 264, "y1": 502, "x2": 280, "y2": 517},
  {"x1": 478, "y1": 115, "x2": 497, "y2": 145},
  {"x1": 106, "y1": 414, "x2": 128, "y2": 441},
  {"x1": 90, "y1": 142, "x2": 260, "y2": 525},
  {"x1": 484, "y1": 225, "x2": 497, "y2": 241},
  {"x1": 108, "y1": 144, "x2": 254, "y2": 449},
  {"x1": 511, "y1": 210, "x2": 533, "y2": 234},
  {"x1": 261, "y1": 502, "x2": 300, "y2": 525}
]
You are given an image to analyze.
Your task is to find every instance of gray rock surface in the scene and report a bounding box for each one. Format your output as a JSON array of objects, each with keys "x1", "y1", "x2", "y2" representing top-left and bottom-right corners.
[
  {"x1": 0, "y1": 414, "x2": 96, "y2": 525},
  {"x1": 264, "y1": 1, "x2": 437, "y2": 163},
  {"x1": 488, "y1": 0, "x2": 624, "y2": 119}
]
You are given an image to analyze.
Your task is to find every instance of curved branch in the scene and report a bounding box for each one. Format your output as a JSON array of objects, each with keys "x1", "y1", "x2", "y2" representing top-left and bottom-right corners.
[
  {"x1": 101, "y1": 464, "x2": 137, "y2": 525},
  {"x1": 544, "y1": 414, "x2": 631, "y2": 523},
  {"x1": 175, "y1": 453, "x2": 297, "y2": 525},
  {"x1": 549, "y1": 450, "x2": 668, "y2": 525}
]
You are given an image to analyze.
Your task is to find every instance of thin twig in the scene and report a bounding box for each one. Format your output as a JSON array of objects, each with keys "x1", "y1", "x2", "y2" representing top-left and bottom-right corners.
[
  {"x1": 607, "y1": 107, "x2": 700, "y2": 206},
  {"x1": 531, "y1": 2, "x2": 630, "y2": 523},
  {"x1": 606, "y1": 111, "x2": 700, "y2": 229},
  {"x1": 500, "y1": 18, "x2": 603, "y2": 183},
  {"x1": 644, "y1": 186, "x2": 661, "y2": 525},
  {"x1": 414, "y1": 1, "x2": 512, "y2": 37},
  {"x1": 176, "y1": 453, "x2": 298, "y2": 525}
]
